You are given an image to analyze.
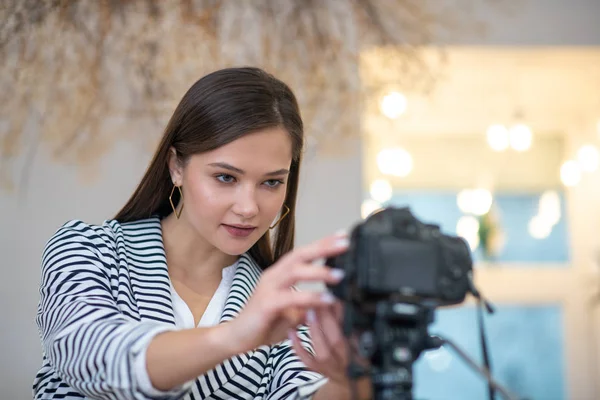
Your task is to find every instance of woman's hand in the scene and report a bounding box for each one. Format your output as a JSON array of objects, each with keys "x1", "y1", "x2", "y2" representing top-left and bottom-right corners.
[
  {"x1": 289, "y1": 303, "x2": 373, "y2": 400},
  {"x1": 292, "y1": 303, "x2": 348, "y2": 383},
  {"x1": 225, "y1": 232, "x2": 349, "y2": 353}
]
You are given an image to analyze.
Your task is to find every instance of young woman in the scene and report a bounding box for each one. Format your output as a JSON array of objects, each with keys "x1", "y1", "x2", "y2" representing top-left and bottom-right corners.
[{"x1": 33, "y1": 67, "x2": 369, "y2": 400}]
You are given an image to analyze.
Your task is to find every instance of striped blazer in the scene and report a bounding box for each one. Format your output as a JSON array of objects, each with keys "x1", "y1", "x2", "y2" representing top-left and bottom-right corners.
[{"x1": 33, "y1": 217, "x2": 326, "y2": 400}]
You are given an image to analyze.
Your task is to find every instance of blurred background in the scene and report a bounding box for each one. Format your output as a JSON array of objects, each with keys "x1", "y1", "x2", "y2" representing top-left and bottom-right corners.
[{"x1": 1, "y1": 1, "x2": 600, "y2": 399}]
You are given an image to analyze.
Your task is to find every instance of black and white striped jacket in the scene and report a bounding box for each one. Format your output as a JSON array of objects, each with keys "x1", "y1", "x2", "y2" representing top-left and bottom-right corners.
[{"x1": 33, "y1": 217, "x2": 326, "y2": 400}]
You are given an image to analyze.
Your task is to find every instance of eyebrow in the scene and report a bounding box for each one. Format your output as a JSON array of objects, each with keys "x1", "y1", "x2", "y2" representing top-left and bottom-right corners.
[{"x1": 208, "y1": 162, "x2": 290, "y2": 177}]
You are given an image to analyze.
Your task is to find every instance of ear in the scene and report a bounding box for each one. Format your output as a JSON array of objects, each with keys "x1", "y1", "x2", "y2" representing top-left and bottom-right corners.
[{"x1": 167, "y1": 147, "x2": 184, "y2": 186}]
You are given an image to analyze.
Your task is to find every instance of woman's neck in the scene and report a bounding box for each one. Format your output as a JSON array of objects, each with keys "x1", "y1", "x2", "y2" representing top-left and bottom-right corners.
[{"x1": 160, "y1": 214, "x2": 238, "y2": 281}]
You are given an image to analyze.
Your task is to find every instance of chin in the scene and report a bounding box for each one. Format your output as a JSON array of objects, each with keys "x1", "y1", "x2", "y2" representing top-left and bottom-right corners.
[
  {"x1": 215, "y1": 227, "x2": 267, "y2": 256},
  {"x1": 216, "y1": 239, "x2": 255, "y2": 256}
]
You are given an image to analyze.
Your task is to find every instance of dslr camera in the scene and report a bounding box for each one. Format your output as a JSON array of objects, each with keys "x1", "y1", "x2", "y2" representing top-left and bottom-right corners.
[{"x1": 326, "y1": 206, "x2": 474, "y2": 400}]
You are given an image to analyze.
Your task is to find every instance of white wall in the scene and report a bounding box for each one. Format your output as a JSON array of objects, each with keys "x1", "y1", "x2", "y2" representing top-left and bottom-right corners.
[
  {"x1": 1, "y1": 143, "x2": 149, "y2": 399},
  {"x1": 443, "y1": 0, "x2": 600, "y2": 46}
]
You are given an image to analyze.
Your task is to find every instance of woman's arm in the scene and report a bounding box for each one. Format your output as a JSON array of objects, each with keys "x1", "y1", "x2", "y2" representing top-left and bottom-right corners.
[
  {"x1": 38, "y1": 225, "x2": 234, "y2": 400},
  {"x1": 144, "y1": 323, "x2": 244, "y2": 391}
]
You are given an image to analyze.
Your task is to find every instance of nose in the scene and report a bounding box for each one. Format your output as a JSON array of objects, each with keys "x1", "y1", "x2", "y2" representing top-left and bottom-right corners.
[{"x1": 232, "y1": 186, "x2": 259, "y2": 220}]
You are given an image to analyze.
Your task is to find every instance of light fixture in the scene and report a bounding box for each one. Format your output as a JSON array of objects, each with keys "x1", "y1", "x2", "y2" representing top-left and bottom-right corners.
[
  {"x1": 560, "y1": 160, "x2": 582, "y2": 187},
  {"x1": 370, "y1": 179, "x2": 393, "y2": 203},
  {"x1": 457, "y1": 188, "x2": 493, "y2": 216},
  {"x1": 456, "y1": 215, "x2": 480, "y2": 251},
  {"x1": 487, "y1": 109, "x2": 533, "y2": 152},
  {"x1": 456, "y1": 215, "x2": 480, "y2": 236},
  {"x1": 528, "y1": 215, "x2": 552, "y2": 239},
  {"x1": 538, "y1": 190, "x2": 561, "y2": 226},
  {"x1": 380, "y1": 91, "x2": 407, "y2": 119},
  {"x1": 486, "y1": 124, "x2": 509, "y2": 152},
  {"x1": 376, "y1": 148, "x2": 413, "y2": 177},
  {"x1": 361, "y1": 199, "x2": 382, "y2": 219},
  {"x1": 471, "y1": 189, "x2": 493, "y2": 216},
  {"x1": 457, "y1": 190, "x2": 474, "y2": 214},
  {"x1": 509, "y1": 123, "x2": 532, "y2": 152},
  {"x1": 576, "y1": 144, "x2": 599, "y2": 172}
]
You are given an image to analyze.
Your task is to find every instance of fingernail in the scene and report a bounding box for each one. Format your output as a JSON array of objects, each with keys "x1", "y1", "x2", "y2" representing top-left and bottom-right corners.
[
  {"x1": 334, "y1": 237, "x2": 349, "y2": 248},
  {"x1": 334, "y1": 229, "x2": 348, "y2": 237},
  {"x1": 330, "y1": 268, "x2": 345, "y2": 280},
  {"x1": 287, "y1": 329, "x2": 296, "y2": 342},
  {"x1": 320, "y1": 292, "x2": 336, "y2": 304},
  {"x1": 306, "y1": 309, "x2": 317, "y2": 323}
]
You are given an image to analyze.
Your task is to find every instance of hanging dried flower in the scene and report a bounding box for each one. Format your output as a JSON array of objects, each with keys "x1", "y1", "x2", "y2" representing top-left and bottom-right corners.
[{"x1": 0, "y1": 0, "x2": 505, "y2": 192}]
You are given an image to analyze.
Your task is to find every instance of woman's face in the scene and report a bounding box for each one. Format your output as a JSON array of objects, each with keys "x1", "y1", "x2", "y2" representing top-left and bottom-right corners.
[{"x1": 171, "y1": 127, "x2": 293, "y2": 256}]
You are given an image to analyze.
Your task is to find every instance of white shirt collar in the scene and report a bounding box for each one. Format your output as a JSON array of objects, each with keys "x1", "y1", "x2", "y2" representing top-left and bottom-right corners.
[{"x1": 169, "y1": 260, "x2": 239, "y2": 329}]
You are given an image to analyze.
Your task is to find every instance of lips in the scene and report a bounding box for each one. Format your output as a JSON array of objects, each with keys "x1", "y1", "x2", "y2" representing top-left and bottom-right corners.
[{"x1": 222, "y1": 224, "x2": 256, "y2": 238}]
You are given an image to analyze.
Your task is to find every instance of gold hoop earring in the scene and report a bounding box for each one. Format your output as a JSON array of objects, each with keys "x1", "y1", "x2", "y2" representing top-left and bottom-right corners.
[
  {"x1": 169, "y1": 184, "x2": 184, "y2": 219},
  {"x1": 269, "y1": 204, "x2": 290, "y2": 230}
]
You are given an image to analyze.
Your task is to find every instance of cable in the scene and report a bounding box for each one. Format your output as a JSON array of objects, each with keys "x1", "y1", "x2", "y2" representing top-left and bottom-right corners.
[
  {"x1": 477, "y1": 298, "x2": 495, "y2": 400},
  {"x1": 433, "y1": 336, "x2": 521, "y2": 400}
]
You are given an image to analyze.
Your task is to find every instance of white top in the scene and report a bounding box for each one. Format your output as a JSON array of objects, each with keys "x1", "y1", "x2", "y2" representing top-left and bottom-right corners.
[
  {"x1": 171, "y1": 262, "x2": 239, "y2": 329},
  {"x1": 136, "y1": 260, "x2": 239, "y2": 393}
]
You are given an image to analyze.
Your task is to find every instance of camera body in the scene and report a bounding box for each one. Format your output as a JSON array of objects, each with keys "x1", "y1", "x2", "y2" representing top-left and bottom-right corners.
[
  {"x1": 325, "y1": 207, "x2": 475, "y2": 399},
  {"x1": 327, "y1": 206, "x2": 472, "y2": 307}
]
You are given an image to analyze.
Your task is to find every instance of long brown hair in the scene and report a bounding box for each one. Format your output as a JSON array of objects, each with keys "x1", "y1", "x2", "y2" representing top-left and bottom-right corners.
[{"x1": 114, "y1": 67, "x2": 304, "y2": 269}]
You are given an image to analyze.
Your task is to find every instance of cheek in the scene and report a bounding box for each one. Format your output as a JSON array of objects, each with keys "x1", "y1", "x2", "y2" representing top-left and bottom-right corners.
[
  {"x1": 185, "y1": 179, "x2": 227, "y2": 218},
  {"x1": 261, "y1": 190, "x2": 287, "y2": 218}
]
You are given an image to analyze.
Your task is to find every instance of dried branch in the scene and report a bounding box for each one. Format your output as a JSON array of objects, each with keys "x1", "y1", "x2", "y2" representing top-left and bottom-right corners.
[{"x1": 0, "y1": 0, "x2": 505, "y2": 191}]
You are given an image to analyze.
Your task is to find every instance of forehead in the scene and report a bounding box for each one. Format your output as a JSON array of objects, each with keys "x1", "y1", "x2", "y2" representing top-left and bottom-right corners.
[{"x1": 193, "y1": 127, "x2": 293, "y2": 170}]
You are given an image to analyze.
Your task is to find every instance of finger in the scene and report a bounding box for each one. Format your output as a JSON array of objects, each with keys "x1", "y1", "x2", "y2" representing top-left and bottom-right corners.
[
  {"x1": 288, "y1": 330, "x2": 317, "y2": 370},
  {"x1": 281, "y1": 307, "x2": 305, "y2": 327},
  {"x1": 270, "y1": 290, "x2": 337, "y2": 315},
  {"x1": 348, "y1": 335, "x2": 371, "y2": 368},
  {"x1": 277, "y1": 263, "x2": 345, "y2": 289},
  {"x1": 305, "y1": 311, "x2": 351, "y2": 383},
  {"x1": 279, "y1": 233, "x2": 349, "y2": 268},
  {"x1": 332, "y1": 300, "x2": 344, "y2": 322},
  {"x1": 306, "y1": 309, "x2": 333, "y2": 364},
  {"x1": 317, "y1": 306, "x2": 348, "y2": 364}
]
